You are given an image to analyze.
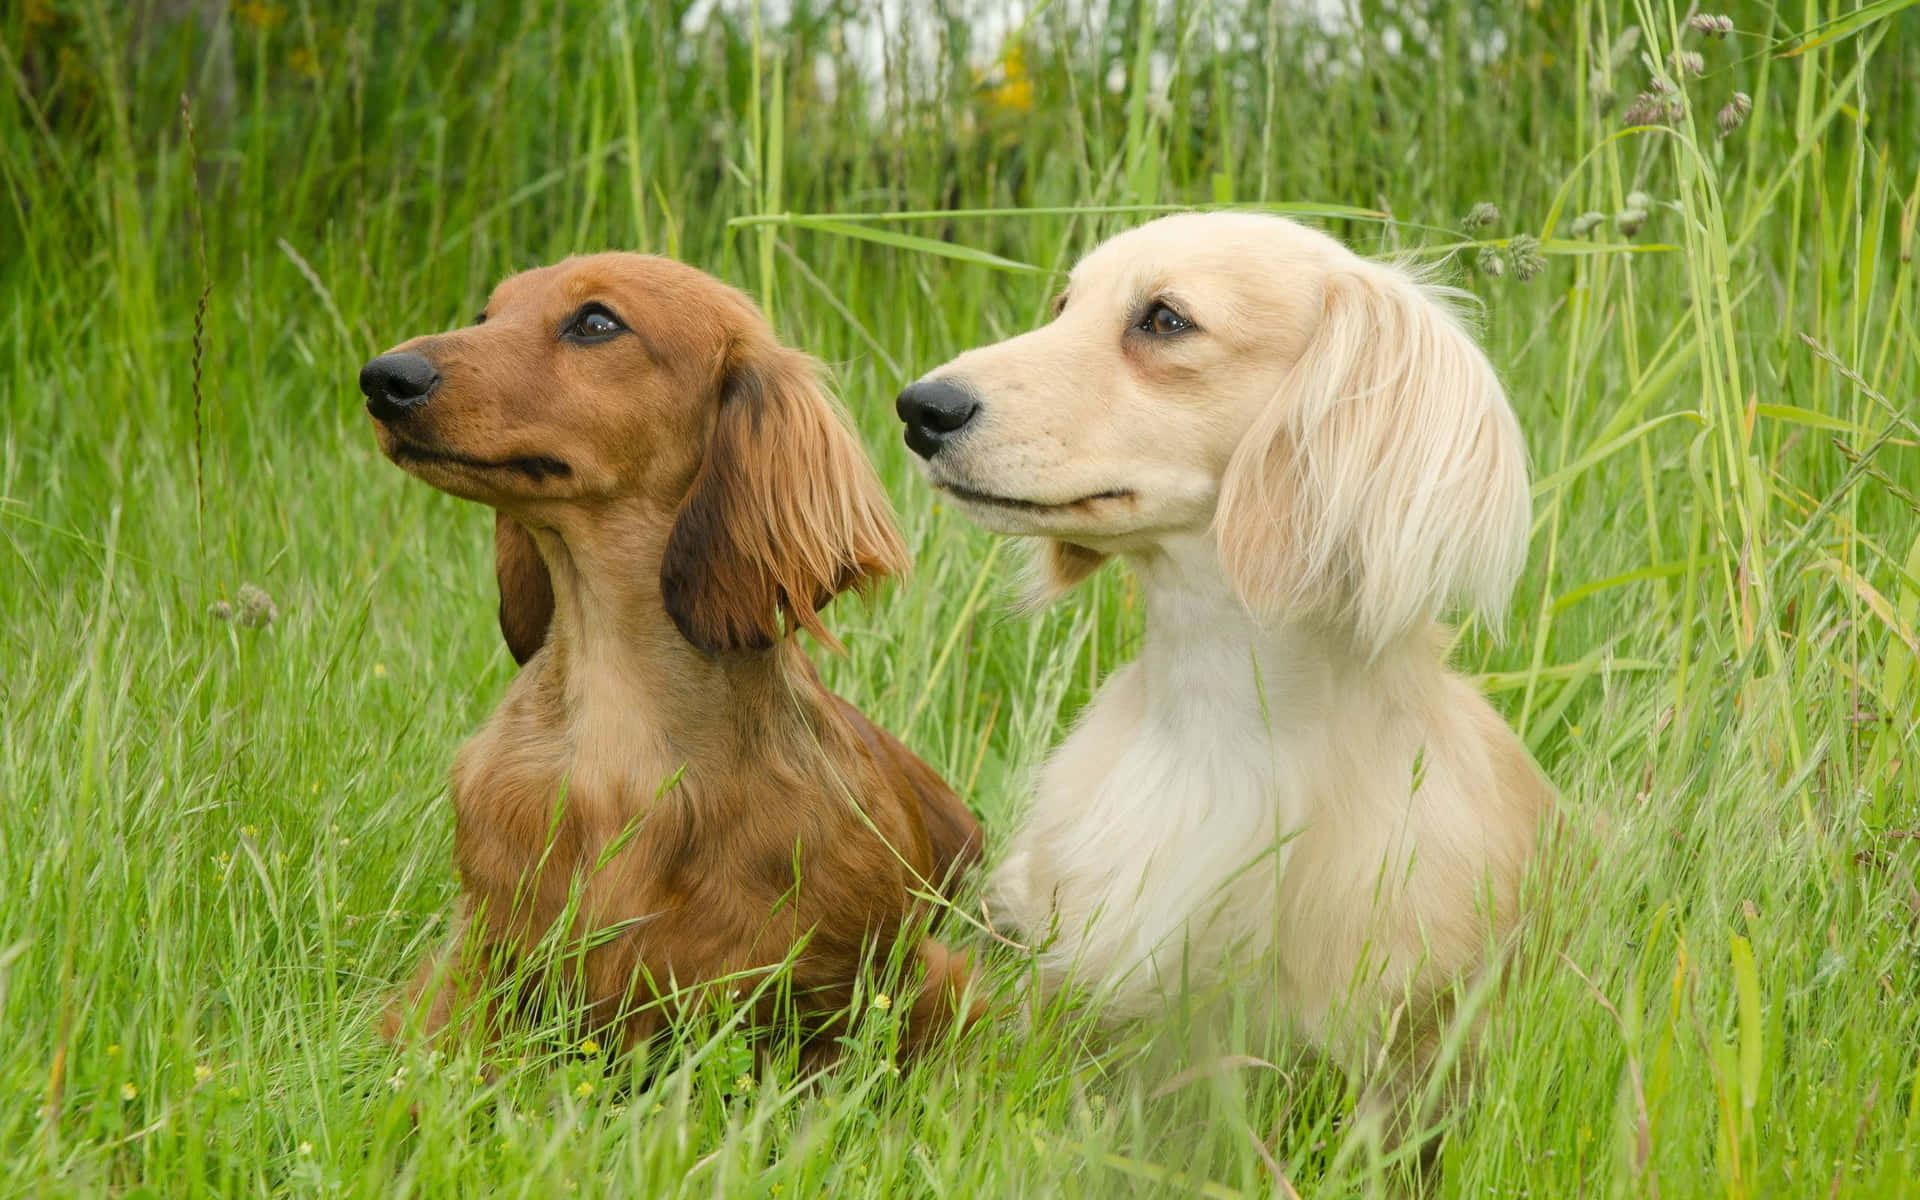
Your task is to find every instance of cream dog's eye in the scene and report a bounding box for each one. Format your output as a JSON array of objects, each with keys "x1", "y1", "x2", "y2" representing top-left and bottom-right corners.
[
  {"x1": 1138, "y1": 302, "x2": 1192, "y2": 336},
  {"x1": 562, "y1": 304, "x2": 626, "y2": 343}
]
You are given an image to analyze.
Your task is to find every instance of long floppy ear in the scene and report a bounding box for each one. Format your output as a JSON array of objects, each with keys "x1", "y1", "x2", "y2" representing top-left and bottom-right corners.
[
  {"x1": 494, "y1": 512, "x2": 555, "y2": 665},
  {"x1": 1214, "y1": 263, "x2": 1530, "y2": 657},
  {"x1": 660, "y1": 341, "x2": 909, "y2": 653}
]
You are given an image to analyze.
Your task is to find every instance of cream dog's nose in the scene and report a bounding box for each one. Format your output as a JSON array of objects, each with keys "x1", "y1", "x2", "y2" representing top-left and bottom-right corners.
[{"x1": 895, "y1": 378, "x2": 979, "y2": 459}]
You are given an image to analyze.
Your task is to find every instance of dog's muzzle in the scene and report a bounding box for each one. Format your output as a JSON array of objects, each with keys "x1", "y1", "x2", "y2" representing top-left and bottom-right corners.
[
  {"x1": 894, "y1": 378, "x2": 979, "y2": 460},
  {"x1": 360, "y1": 351, "x2": 441, "y2": 422}
]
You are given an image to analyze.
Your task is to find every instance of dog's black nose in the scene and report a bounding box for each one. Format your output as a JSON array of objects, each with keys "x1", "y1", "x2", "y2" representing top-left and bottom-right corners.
[
  {"x1": 895, "y1": 379, "x2": 980, "y2": 459},
  {"x1": 359, "y1": 352, "x2": 440, "y2": 421}
]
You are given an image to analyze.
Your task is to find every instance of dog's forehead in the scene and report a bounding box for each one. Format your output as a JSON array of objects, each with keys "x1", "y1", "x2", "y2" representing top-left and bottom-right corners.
[
  {"x1": 1069, "y1": 212, "x2": 1334, "y2": 298},
  {"x1": 483, "y1": 261, "x2": 578, "y2": 313},
  {"x1": 487, "y1": 253, "x2": 739, "y2": 314}
]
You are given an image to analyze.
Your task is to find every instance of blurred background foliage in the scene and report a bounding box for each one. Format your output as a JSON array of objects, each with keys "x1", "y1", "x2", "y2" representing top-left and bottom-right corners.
[{"x1": 2, "y1": 1, "x2": 1918, "y2": 1195}]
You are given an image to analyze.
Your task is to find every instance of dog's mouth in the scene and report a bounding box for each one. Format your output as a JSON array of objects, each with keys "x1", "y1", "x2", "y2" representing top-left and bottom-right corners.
[
  {"x1": 936, "y1": 480, "x2": 1134, "y2": 513},
  {"x1": 389, "y1": 438, "x2": 572, "y2": 483}
]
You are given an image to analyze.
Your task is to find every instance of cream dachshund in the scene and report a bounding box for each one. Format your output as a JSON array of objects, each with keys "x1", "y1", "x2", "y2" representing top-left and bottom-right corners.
[{"x1": 895, "y1": 212, "x2": 1548, "y2": 1120}]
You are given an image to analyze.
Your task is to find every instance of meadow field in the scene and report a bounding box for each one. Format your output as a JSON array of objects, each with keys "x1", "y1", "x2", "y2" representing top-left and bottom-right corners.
[{"x1": 2, "y1": 0, "x2": 1917, "y2": 1194}]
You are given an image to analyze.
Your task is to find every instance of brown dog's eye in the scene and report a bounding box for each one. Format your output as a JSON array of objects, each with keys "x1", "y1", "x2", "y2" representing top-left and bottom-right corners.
[
  {"x1": 474, "y1": 311, "x2": 487, "y2": 325},
  {"x1": 561, "y1": 303, "x2": 626, "y2": 344},
  {"x1": 1136, "y1": 301, "x2": 1192, "y2": 337}
]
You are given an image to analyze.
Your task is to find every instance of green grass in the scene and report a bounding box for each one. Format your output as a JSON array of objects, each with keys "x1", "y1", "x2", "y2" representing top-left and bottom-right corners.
[{"x1": 3, "y1": 0, "x2": 1918, "y2": 1194}]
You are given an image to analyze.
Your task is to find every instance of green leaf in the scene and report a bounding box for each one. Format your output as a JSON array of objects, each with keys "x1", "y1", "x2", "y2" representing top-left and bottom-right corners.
[
  {"x1": 1880, "y1": 533, "x2": 1920, "y2": 705},
  {"x1": 1552, "y1": 562, "x2": 1689, "y2": 615},
  {"x1": 777, "y1": 217, "x2": 1047, "y2": 274},
  {"x1": 1810, "y1": 555, "x2": 1920, "y2": 658},
  {"x1": 1777, "y1": 0, "x2": 1919, "y2": 58},
  {"x1": 1539, "y1": 238, "x2": 1681, "y2": 257},
  {"x1": 730, "y1": 200, "x2": 1390, "y2": 226},
  {"x1": 1477, "y1": 656, "x2": 1661, "y2": 693},
  {"x1": 1730, "y1": 934, "x2": 1764, "y2": 1112},
  {"x1": 1534, "y1": 411, "x2": 1704, "y2": 497},
  {"x1": 1753, "y1": 404, "x2": 1883, "y2": 436}
]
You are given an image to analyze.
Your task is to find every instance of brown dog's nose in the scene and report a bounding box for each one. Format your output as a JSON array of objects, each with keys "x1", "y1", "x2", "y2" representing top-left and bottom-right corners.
[
  {"x1": 895, "y1": 379, "x2": 979, "y2": 460},
  {"x1": 360, "y1": 352, "x2": 440, "y2": 422}
]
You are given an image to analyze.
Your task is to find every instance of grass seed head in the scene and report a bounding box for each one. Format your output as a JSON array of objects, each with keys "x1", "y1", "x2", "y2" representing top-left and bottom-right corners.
[
  {"x1": 1718, "y1": 91, "x2": 1753, "y2": 137},
  {"x1": 211, "y1": 585, "x2": 277, "y2": 627},
  {"x1": 1623, "y1": 92, "x2": 1672, "y2": 125},
  {"x1": 235, "y1": 583, "x2": 277, "y2": 628},
  {"x1": 1507, "y1": 233, "x2": 1546, "y2": 282},
  {"x1": 1687, "y1": 13, "x2": 1735, "y2": 38},
  {"x1": 1464, "y1": 201, "x2": 1500, "y2": 230}
]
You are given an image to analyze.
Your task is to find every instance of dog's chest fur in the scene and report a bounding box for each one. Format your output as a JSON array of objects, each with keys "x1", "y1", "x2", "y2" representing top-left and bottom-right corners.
[
  {"x1": 988, "y1": 538, "x2": 1529, "y2": 1044},
  {"x1": 994, "y1": 565, "x2": 1323, "y2": 1016},
  {"x1": 442, "y1": 650, "x2": 922, "y2": 1041}
]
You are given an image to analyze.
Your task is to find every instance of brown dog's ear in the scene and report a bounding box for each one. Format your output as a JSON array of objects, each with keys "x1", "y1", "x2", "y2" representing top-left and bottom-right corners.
[
  {"x1": 661, "y1": 341, "x2": 908, "y2": 653},
  {"x1": 494, "y1": 513, "x2": 554, "y2": 665}
]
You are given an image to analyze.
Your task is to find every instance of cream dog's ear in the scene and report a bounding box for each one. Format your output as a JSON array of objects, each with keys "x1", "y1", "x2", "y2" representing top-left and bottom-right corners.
[
  {"x1": 1214, "y1": 263, "x2": 1530, "y2": 655},
  {"x1": 1019, "y1": 539, "x2": 1108, "y2": 608}
]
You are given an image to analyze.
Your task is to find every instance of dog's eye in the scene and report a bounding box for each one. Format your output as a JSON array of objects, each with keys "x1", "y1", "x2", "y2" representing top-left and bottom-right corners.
[
  {"x1": 474, "y1": 311, "x2": 487, "y2": 325},
  {"x1": 562, "y1": 304, "x2": 626, "y2": 344},
  {"x1": 1137, "y1": 302, "x2": 1192, "y2": 336}
]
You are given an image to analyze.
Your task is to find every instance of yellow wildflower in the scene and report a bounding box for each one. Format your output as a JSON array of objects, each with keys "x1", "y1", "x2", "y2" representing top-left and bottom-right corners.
[
  {"x1": 977, "y1": 43, "x2": 1034, "y2": 114},
  {"x1": 234, "y1": 2, "x2": 285, "y2": 33}
]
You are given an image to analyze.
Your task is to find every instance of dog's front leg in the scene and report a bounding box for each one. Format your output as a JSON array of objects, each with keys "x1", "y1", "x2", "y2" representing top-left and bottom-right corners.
[
  {"x1": 380, "y1": 904, "x2": 514, "y2": 1052},
  {"x1": 898, "y1": 937, "x2": 984, "y2": 1059}
]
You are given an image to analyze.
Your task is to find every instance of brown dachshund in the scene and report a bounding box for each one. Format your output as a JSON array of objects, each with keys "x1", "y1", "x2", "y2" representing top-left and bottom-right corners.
[{"x1": 359, "y1": 253, "x2": 983, "y2": 1061}]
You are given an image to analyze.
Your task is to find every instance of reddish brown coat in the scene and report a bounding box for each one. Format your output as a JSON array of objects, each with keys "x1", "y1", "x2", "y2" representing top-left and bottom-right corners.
[{"x1": 365, "y1": 254, "x2": 982, "y2": 1060}]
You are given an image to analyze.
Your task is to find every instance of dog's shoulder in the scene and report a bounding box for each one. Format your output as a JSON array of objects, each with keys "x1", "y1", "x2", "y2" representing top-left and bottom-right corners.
[{"x1": 818, "y1": 688, "x2": 983, "y2": 892}]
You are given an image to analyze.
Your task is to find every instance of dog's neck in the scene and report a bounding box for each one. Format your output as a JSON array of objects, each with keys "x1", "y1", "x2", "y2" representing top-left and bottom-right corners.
[
  {"x1": 519, "y1": 511, "x2": 811, "y2": 767},
  {"x1": 1123, "y1": 531, "x2": 1440, "y2": 730}
]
